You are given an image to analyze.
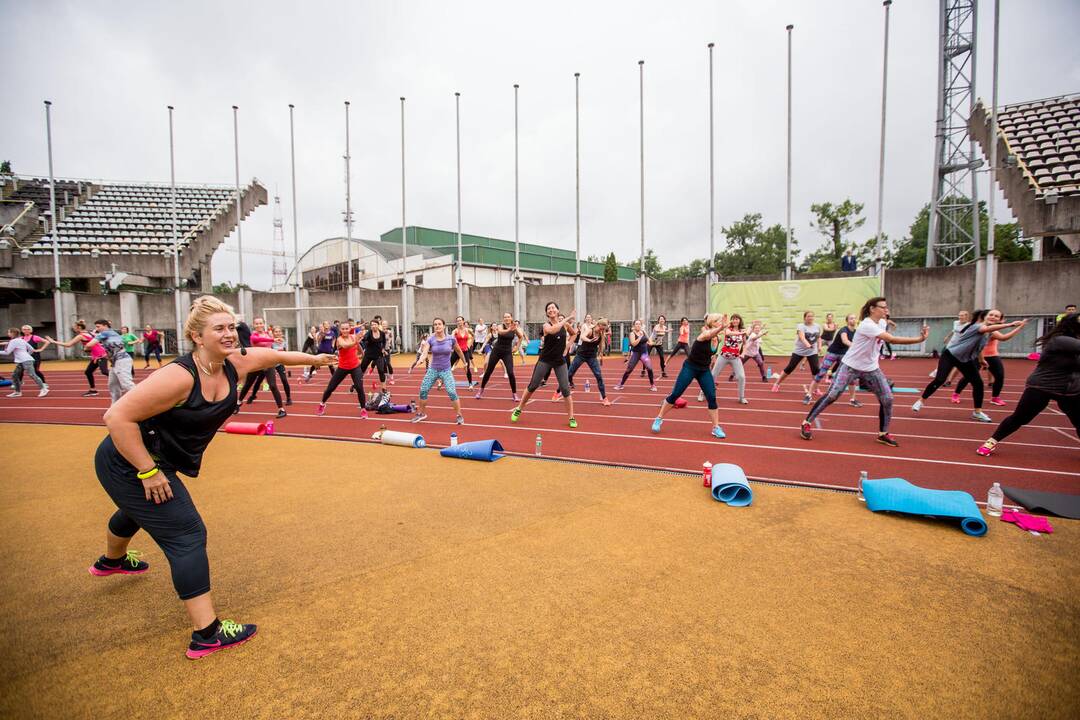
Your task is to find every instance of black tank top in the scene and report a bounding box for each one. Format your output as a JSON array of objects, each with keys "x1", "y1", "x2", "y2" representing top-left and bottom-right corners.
[
  {"x1": 493, "y1": 325, "x2": 516, "y2": 351},
  {"x1": 687, "y1": 336, "x2": 717, "y2": 369},
  {"x1": 576, "y1": 333, "x2": 601, "y2": 359},
  {"x1": 538, "y1": 325, "x2": 567, "y2": 365},
  {"x1": 362, "y1": 329, "x2": 385, "y2": 358},
  {"x1": 139, "y1": 354, "x2": 239, "y2": 477}
]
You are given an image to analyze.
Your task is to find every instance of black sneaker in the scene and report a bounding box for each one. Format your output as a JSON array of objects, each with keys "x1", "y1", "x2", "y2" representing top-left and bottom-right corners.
[
  {"x1": 276, "y1": 408, "x2": 287, "y2": 419},
  {"x1": 186, "y1": 619, "x2": 258, "y2": 659},
  {"x1": 800, "y1": 421, "x2": 813, "y2": 440},
  {"x1": 877, "y1": 433, "x2": 900, "y2": 448},
  {"x1": 285, "y1": 399, "x2": 293, "y2": 406},
  {"x1": 88, "y1": 550, "x2": 148, "y2": 576}
]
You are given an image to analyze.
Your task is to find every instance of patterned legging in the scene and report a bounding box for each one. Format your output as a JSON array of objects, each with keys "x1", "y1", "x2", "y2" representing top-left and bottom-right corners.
[
  {"x1": 419, "y1": 368, "x2": 459, "y2": 401},
  {"x1": 806, "y1": 364, "x2": 893, "y2": 433},
  {"x1": 620, "y1": 349, "x2": 653, "y2": 385}
]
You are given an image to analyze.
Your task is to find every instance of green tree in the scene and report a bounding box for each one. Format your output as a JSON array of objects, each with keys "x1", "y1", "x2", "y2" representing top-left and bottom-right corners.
[
  {"x1": 0, "y1": 160, "x2": 12, "y2": 174},
  {"x1": 888, "y1": 200, "x2": 1031, "y2": 269},
  {"x1": 603, "y1": 252, "x2": 618, "y2": 282},
  {"x1": 656, "y1": 257, "x2": 712, "y2": 280},
  {"x1": 714, "y1": 213, "x2": 795, "y2": 276},
  {"x1": 212, "y1": 282, "x2": 238, "y2": 294},
  {"x1": 810, "y1": 199, "x2": 866, "y2": 261}
]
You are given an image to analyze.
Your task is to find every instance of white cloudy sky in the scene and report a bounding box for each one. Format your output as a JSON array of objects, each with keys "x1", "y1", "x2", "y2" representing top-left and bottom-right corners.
[{"x1": 3, "y1": 0, "x2": 1078, "y2": 289}]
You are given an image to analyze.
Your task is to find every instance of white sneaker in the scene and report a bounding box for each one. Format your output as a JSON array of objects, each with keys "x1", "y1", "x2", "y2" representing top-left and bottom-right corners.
[
  {"x1": 972, "y1": 410, "x2": 992, "y2": 423},
  {"x1": 38, "y1": 386, "x2": 49, "y2": 397},
  {"x1": 7, "y1": 392, "x2": 22, "y2": 398},
  {"x1": 911, "y1": 399, "x2": 923, "y2": 413},
  {"x1": 696, "y1": 391, "x2": 704, "y2": 402}
]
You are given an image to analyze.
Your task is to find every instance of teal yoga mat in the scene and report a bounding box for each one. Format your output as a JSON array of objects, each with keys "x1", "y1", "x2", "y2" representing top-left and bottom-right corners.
[
  {"x1": 440, "y1": 439, "x2": 505, "y2": 462},
  {"x1": 711, "y1": 463, "x2": 753, "y2": 507},
  {"x1": 862, "y1": 477, "x2": 987, "y2": 536}
]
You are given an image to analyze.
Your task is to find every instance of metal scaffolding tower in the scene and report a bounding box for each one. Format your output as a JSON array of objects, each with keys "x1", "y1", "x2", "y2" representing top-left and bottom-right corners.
[
  {"x1": 926, "y1": 0, "x2": 981, "y2": 267},
  {"x1": 271, "y1": 193, "x2": 288, "y2": 288}
]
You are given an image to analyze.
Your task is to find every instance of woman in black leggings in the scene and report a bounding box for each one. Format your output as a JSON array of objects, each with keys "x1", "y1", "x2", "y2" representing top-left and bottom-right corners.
[
  {"x1": 315, "y1": 321, "x2": 366, "y2": 416},
  {"x1": 977, "y1": 313, "x2": 1080, "y2": 456},
  {"x1": 668, "y1": 317, "x2": 691, "y2": 360},
  {"x1": 475, "y1": 312, "x2": 522, "y2": 401},
  {"x1": 89, "y1": 295, "x2": 333, "y2": 659},
  {"x1": 511, "y1": 302, "x2": 577, "y2": 428},
  {"x1": 51, "y1": 320, "x2": 109, "y2": 396},
  {"x1": 953, "y1": 310, "x2": 1025, "y2": 406},
  {"x1": 359, "y1": 320, "x2": 388, "y2": 393},
  {"x1": 771, "y1": 311, "x2": 821, "y2": 401}
]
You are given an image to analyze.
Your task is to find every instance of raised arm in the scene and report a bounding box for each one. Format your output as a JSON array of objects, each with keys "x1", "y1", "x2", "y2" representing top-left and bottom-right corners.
[
  {"x1": 48, "y1": 334, "x2": 84, "y2": 348},
  {"x1": 991, "y1": 320, "x2": 1028, "y2": 342},
  {"x1": 231, "y1": 347, "x2": 335, "y2": 375},
  {"x1": 980, "y1": 320, "x2": 1023, "y2": 334},
  {"x1": 879, "y1": 326, "x2": 929, "y2": 346}
]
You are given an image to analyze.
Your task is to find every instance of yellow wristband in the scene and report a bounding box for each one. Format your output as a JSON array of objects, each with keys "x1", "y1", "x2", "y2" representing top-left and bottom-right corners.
[{"x1": 137, "y1": 466, "x2": 159, "y2": 480}]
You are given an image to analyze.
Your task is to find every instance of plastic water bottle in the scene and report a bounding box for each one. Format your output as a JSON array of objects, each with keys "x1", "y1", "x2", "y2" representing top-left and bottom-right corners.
[
  {"x1": 584, "y1": 379, "x2": 591, "y2": 393},
  {"x1": 702, "y1": 461, "x2": 713, "y2": 488},
  {"x1": 535, "y1": 434, "x2": 543, "y2": 457},
  {"x1": 450, "y1": 432, "x2": 458, "y2": 447},
  {"x1": 857, "y1": 471, "x2": 868, "y2": 502},
  {"x1": 987, "y1": 482, "x2": 1004, "y2": 517}
]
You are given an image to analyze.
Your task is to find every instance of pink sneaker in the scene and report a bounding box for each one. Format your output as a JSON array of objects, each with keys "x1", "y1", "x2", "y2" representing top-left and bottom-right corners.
[
  {"x1": 989, "y1": 396, "x2": 1006, "y2": 406},
  {"x1": 360, "y1": 408, "x2": 368, "y2": 420},
  {"x1": 976, "y1": 440, "x2": 996, "y2": 457},
  {"x1": 950, "y1": 393, "x2": 961, "y2": 404},
  {"x1": 770, "y1": 384, "x2": 780, "y2": 393},
  {"x1": 315, "y1": 403, "x2": 326, "y2": 416}
]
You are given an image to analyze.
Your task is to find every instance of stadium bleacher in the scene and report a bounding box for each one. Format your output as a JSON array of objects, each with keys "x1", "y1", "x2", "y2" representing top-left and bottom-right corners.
[{"x1": 994, "y1": 93, "x2": 1080, "y2": 198}]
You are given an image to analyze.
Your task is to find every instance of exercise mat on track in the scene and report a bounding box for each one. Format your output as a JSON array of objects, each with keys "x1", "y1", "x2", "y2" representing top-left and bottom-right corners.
[
  {"x1": 379, "y1": 430, "x2": 426, "y2": 448},
  {"x1": 440, "y1": 439, "x2": 505, "y2": 461},
  {"x1": 711, "y1": 463, "x2": 753, "y2": 507},
  {"x1": 1003, "y1": 486, "x2": 1080, "y2": 520},
  {"x1": 890, "y1": 387, "x2": 920, "y2": 393},
  {"x1": 862, "y1": 477, "x2": 987, "y2": 536},
  {"x1": 224, "y1": 421, "x2": 272, "y2": 436}
]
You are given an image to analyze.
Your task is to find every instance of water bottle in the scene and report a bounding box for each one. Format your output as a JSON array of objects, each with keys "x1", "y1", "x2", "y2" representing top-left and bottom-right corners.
[
  {"x1": 450, "y1": 432, "x2": 458, "y2": 447},
  {"x1": 857, "y1": 471, "x2": 868, "y2": 502},
  {"x1": 535, "y1": 434, "x2": 543, "y2": 457},
  {"x1": 987, "y1": 482, "x2": 1004, "y2": 517},
  {"x1": 702, "y1": 461, "x2": 713, "y2": 488},
  {"x1": 584, "y1": 379, "x2": 591, "y2": 393}
]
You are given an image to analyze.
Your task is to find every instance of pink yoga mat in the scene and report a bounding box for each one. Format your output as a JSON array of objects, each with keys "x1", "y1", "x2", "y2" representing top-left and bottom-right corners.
[{"x1": 224, "y1": 421, "x2": 270, "y2": 436}]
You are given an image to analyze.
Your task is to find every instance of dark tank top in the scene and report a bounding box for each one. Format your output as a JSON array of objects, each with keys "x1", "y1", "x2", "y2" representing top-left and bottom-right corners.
[
  {"x1": 576, "y1": 333, "x2": 601, "y2": 359},
  {"x1": 538, "y1": 325, "x2": 567, "y2": 365},
  {"x1": 493, "y1": 325, "x2": 516, "y2": 351},
  {"x1": 687, "y1": 336, "x2": 717, "y2": 369},
  {"x1": 138, "y1": 353, "x2": 239, "y2": 477}
]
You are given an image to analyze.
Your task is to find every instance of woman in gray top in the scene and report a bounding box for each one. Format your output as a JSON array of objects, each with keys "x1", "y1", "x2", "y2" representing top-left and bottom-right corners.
[
  {"x1": 913, "y1": 309, "x2": 1022, "y2": 422},
  {"x1": 771, "y1": 311, "x2": 822, "y2": 403}
]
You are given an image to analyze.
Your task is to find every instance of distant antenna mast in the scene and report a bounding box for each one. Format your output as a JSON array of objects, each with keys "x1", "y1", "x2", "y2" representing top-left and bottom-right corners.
[{"x1": 271, "y1": 193, "x2": 287, "y2": 288}]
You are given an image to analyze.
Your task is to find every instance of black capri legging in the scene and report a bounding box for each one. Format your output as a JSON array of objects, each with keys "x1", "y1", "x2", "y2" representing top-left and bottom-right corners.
[
  {"x1": 668, "y1": 342, "x2": 690, "y2": 361},
  {"x1": 360, "y1": 354, "x2": 386, "y2": 383},
  {"x1": 528, "y1": 359, "x2": 571, "y2": 397},
  {"x1": 320, "y1": 366, "x2": 366, "y2": 405},
  {"x1": 144, "y1": 343, "x2": 162, "y2": 365},
  {"x1": 646, "y1": 344, "x2": 666, "y2": 373},
  {"x1": 991, "y1": 387, "x2": 1080, "y2": 442},
  {"x1": 956, "y1": 356, "x2": 1004, "y2": 398},
  {"x1": 480, "y1": 348, "x2": 517, "y2": 393},
  {"x1": 95, "y1": 437, "x2": 209, "y2": 600},
  {"x1": 922, "y1": 349, "x2": 983, "y2": 408},
  {"x1": 85, "y1": 357, "x2": 108, "y2": 389},
  {"x1": 782, "y1": 353, "x2": 820, "y2": 377},
  {"x1": 450, "y1": 347, "x2": 474, "y2": 384}
]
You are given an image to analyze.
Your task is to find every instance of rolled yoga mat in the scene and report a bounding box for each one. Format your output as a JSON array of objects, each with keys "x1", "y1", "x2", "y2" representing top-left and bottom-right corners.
[
  {"x1": 440, "y1": 439, "x2": 505, "y2": 462},
  {"x1": 1002, "y1": 486, "x2": 1080, "y2": 520},
  {"x1": 710, "y1": 463, "x2": 753, "y2": 507},
  {"x1": 224, "y1": 421, "x2": 269, "y2": 436},
  {"x1": 379, "y1": 430, "x2": 426, "y2": 448},
  {"x1": 862, "y1": 477, "x2": 987, "y2": 536}
]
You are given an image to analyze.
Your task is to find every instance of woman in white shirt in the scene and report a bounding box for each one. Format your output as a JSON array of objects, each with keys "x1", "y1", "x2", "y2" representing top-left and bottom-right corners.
[{"x1": 800, "y1": 297, "x2": 928, "y2": 447}]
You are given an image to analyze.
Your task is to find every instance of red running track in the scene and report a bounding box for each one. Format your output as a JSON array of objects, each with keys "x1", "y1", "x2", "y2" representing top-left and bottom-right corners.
[{"x1": 1, "y1": 357, "x2": 1077, "y2": 498}]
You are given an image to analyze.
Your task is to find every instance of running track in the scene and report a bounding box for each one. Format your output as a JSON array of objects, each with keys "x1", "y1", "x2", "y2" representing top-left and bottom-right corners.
[{"x1": 1, "y1": 356, "x2": 1076, "y2": 498}]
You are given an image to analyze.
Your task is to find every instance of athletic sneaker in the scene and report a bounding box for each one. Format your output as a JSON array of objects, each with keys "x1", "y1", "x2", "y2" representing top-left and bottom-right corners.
[
  {"x1": 6, "y1": 392, "x2": 22, "y2": 398},
  {"x1": 82, "y1": 390, "x2": 99, "y2": 397},
  {"x1": 411, "y1": 413, "x2": 428, "y2": 423},
  {"x1": 911, "y1": 399, "x2": 923, "y2": 413},
  {"x1": 950, "y1": 393, "x2": 961, "y2": 404},
  {"x1": 711, "y1": 426, "x2": 726, "y2": 439},
  {"x1": 651, "y1": 417, "x2": 663, "y2": 433},
  {"x1": 474, "y1": 389, "x2": 484, "y2": 400},
  {"x1": 802, "y1": 393, "x2": 811, "y2": 405},
  {"x1": 849, "y1": 398, "x2": 863, "y2": 408},
  {"x1": 38, "y1": 386, "x2": 49, "y2": 397},
  {"x1": 285, "y1": 399, "x2": 293, "y2": 406},
  {"x1": 876, "y1": 433, "x2": 900, "y2": 448},
  {"x1": 568, "y1": 417, "x2": 578, "y2": 429},
  {"x1": 650, "y1": 386, "x2": 658, "y2": 392},
  {"x1": 360, "y1": 408, "x2": 368, "y2": 420},
  {"x1": 512, "y1": 393, "x2": 520, "y2": 402},
  {"x1": 276, "y1": 409, "x2": 287, "y2": 419},
  {"x1": 389, "y1": 378, "x2": 396, "y2": 386},
  {"x1": 551, "y1": 391, "x2": 562, "y2": 402},
  {"x1": 976, "y1": 439, "x2": 997, "y2": 457},
  {"x1": 510, "y1": 408, "x2": 521, "y2": 423},
  {"x1": 800, "y1": 421, "x2": 813, "y2": 440},
  {"x1": 315, "y1": 403, "x2": 326, "y2": 416},
  {"x1": 613, "y1": 385, "x2": 623, "y2": 391},
  {"x1": 770, "y1": 384, "x2": 780, "y2": 393},
  {"x1": 88, "y1": 550, "x2": 148, "y2": 576},
  {"x1": 989, "y1": 396, "x2": 1006, "y2": 406},
  {"x1": 186, "y1": 619, "x2": 257, "y2": 660},
  {"x1": 972, "y1": 410, "x2": 992, "y2": 423},
  {"x1": 738, "y1": 398, "x2": 749, "y2": 405},
  {"x1": 697, "y1": 391, "x2": 705, "y2": 402},
  {"x1": 455, "y1": 414, "x2": 465, "y2": 425}
]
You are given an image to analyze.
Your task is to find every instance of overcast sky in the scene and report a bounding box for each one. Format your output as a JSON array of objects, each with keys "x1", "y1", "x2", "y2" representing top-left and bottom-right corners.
[{"x1": 3, "y1": 0, "x2": 1078, "y2": 289}]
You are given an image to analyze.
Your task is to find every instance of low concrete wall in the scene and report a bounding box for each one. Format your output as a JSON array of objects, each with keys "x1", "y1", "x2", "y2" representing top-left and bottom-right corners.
[
  {"x1": 996, "y1": 259, "x2": 1080, "y2": 316},
  {"x1": 883, "y1": 264, "x2": 976, "y2": 317}
]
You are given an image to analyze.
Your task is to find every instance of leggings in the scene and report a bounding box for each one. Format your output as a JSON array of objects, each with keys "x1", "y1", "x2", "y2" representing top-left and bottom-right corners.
[
  {"x1": 321, "y1": 366, "x2": 366, "y2": 405},
  {"x1": 645, "y1": 345, "x2": 666, "y2": 374},
  {"x1": 450, "y1": 348, "x2": 473, "y2": 384},
  {"x1": 568, "y1": 354, "x2": 606, "y2": 398},
  {"x1": 621, "y1": 349, "x2": 653, "y2": 386},
  {"x1": 31, "y1": 355, "x2": 45, "y2": 384},
  {"x1": 274, "y1": 364, "x2": 292, "y2": 402},
  {"x1": 922, "y1": 350, "x2": 983, "y2": 408},
  {"x1": 480, "y1": 347, "x2": 517, "y2": 393},
  {"x1": 666, "y1": 361, "x2": 717, "y2": 410},
  {"x1": 712, "y1": 354, "x2": 745, "y2": 400},
  {"x1": 85, "y1": 357, "x2": 108, "y2": 389},
  {"x1": 240, "y1": 369, "x2": 284, "y2": 409},
  {"x1": 419, "y1": 367, "x2": 459, "y2": 401},
  {"x1": 95, "y1": 437, "x2": 209, "y2": 600},
  {"x1": 11, "y1": 360, "x2": 46, "y2": 392},
  {"x1": 528, "y1": 359, "x2": 570, "y2": 397},
  {"x1": 956, "y1": 356, "x2": 1004, "y2": 398},
  {"x1": 782, "y1": 353, "x2": 820, "y2": 377},
  {"x1": 360, "y1": 354, "x2": 386, "y2": 383},
  {"x1": 383, "y1": 355, "x2": 395, "y2": 376},
  {"x1": 668, "y1": 342, "x2": 690, "y2": 361},
  {"x1": 806, "y1": 364, "x2": 894, "y2": 433},
  {"x1": 144, "y1": 343, "x2": 162, "y2": 365},
  {"x1": 814, "y1": 352, "x2": 845, "y2": 382},
  {"x1": 991, "y1": 387, "x2": 1080, "y2": 442},
  {"x1": 741, "y1": 351, "x2": 767, "y2": 380}
]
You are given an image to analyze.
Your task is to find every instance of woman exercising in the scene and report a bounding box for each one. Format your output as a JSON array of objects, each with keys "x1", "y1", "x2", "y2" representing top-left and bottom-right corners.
[
  {"x1": 650, "y1": 313, "x2": 728, "y2": 439},
  {"x1": 412, "y1": 317, "x2": 466, "y2": 425},
  {"x1": 450, "y1": 316, "x2": 475, "y2": 387},
  {"x1": 615, "y1": 320, "x2": 657, "y2": 392},
  {"x1": 379, "y1": 319, "x2": 396, "y2": 386},
  {"x1": 669, "y1": 317, "x2": 691, "y2": 361},
  {"x1": 808, "y1": 313, "x2": 861, "y2": 407},
  {"x1": 315, "y1": 320, "x2": 366, "y2": 417},
  {"x1": 475, "y1": 313, "x2": 522, "y2": 401},
  {"x1": 645, "y1": 315, "x2": 669, "y2": 378},
  {"x1": 800, "y1": 297, "x2": 928, "y2": 447},
  {"x1": 88, "y1": 295, "x2": 333, "y2": 659},
  {"x1": 359, "y1": 319, "x2": 389, "y2": 394},
  {"x1": 771, "y1": 311, "x2": 822, "y2": 400},
  {"x1": 952, "y1": 310, "x2": 1026, "y2": 406},
  {"x1": 51, "y1": 320, "x2": 110, "y2": 396},
  {"x1": 735, "y1": 321, "x2": 769, "y2": 382},
  {"x1": 568, "y1": 316, "x2": 613, "y2": 406},
  {"x1": 821, "y1": 313, "x2": 838, "y2": 347},
  {"x1": 511, "y1": 302, "x2": 577, "y2": 428},
  {"x1": 977, "y1": 313, "x2": 1080, "y2": 456},
  {"x1": 140, "y1": 324, "x2": 164, "y2": 369},
  {"x1": 708, "y1": 313, "x2": 749, "y2": 404}
]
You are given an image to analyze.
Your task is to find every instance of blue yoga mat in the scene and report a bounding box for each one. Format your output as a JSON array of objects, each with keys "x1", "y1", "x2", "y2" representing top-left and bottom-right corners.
[
  {"x1": 891, "y1": 387, "x2": 920, "y2": 394},
  {"x1": 0, "y1": 379, "x2": 11, "y2": 387},
  {"x1": 711, "y1": 463, "x2": 753, "y2": 507},
  {"x1": 526, "y1": 339, "x2": 541, "y2": 355},
  {"x1": 862, "y1": 477, "x2": 987, "y2": 536},
  {"x1": 440, "y1": 439, "x2": 505, "y2": 462}
]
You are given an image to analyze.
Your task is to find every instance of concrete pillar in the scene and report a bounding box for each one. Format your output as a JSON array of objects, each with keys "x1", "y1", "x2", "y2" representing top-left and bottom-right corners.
[
  {"x1": 199, "y1": 256, "x2": 213, "y2": 293},
  {"x1": 346, "y1": 286, "x2": 361, "y2": 319},
  {"x1": 118, "y1": 291, "x2": 141, "y2": 333},
  {"x1": 403, "y1": 284, "x2": 415, "y2": 352},
  {"x1": 237, "y1": 288, "x2": 253, "y2": 322},
  {"x1": 177, "y1": 290, "x2": 192, "y2": 354},
  {"x1": 514, "y1": 282, "x2": 527, "y2": 327},
  {"x1": 973, "y1": 257, "x2": 986, "y2": 310},
  {"x1": 460, "y1": 284, "x2": 471, "y2": 322},
  {"x1": 574, "y1": 276, "x2": 587, "y2": 319}
]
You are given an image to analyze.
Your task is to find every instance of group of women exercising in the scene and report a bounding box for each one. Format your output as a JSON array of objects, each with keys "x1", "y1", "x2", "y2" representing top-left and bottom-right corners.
[{"x1": 79, "y1": 294, "x2": 1078, "y2": 662}]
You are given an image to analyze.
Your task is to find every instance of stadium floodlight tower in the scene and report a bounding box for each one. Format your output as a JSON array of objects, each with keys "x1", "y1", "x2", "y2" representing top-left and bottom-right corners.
[{"x1": 926, "y1": 0, "x2": 981, "y2": 267}]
